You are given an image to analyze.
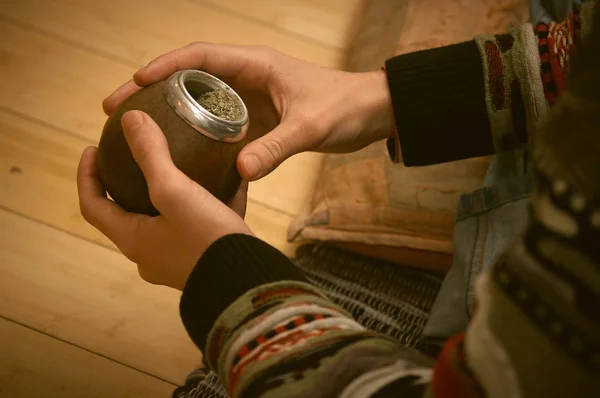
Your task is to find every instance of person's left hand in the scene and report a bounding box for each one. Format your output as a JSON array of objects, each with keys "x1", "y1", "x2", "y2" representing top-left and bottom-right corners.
[{"x1": 77, "y1": 110, "x2": 253, "y2": 290}]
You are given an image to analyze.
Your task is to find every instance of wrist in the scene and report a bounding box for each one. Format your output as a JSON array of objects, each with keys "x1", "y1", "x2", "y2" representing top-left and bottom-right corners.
[
  {"x1": 360, "y1": 69, "x2": 396, "y2": 141},
  {"x1": 180, "y1": 234, "x2": 308, "y2": 352}
]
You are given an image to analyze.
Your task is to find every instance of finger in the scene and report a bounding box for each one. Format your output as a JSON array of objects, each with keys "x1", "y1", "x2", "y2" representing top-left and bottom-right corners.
[
  {"x1": 121, "y1": 110, "x2": 179, "y2": 185},
  {"x1": 237, "y1": 121, "x2": 305, "y2": 180},
  {"x1": 134, "y1": 42, "x2": 272, "y2": 89},
  {"x1": 228, "y1": 180, "x2": 248, "y2": 218},
  {"x1": 102, "y1": 80, "x2": 142, "y2": 116},
  {"x1": 121, "y1": 111, "x2": 185, "y2": 209},
  {"x1": 77, "y1": 146, "x2": 141, "y2": 246}
]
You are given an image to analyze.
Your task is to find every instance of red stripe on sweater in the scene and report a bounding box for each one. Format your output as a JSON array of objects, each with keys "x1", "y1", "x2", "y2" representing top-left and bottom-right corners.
[{"x1": 433, "y1": 333, "x2": 484, "y2": 398}]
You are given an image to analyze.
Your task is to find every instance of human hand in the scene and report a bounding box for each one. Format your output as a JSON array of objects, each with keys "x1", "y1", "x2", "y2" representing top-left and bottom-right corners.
[
  {"x1": 77, "y1": 110, "x2": 252, "y2": 290},
  {"x1": 103, "y1": 43, "x2": 396, "y2": 180}
]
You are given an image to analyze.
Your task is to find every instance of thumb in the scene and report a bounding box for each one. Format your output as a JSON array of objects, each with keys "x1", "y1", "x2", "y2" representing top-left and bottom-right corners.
[
  {"x1": 237, "y1": 122, "x2": 304, "y2": 180},
  {"x1": 121, "y1": 111, "x2": 185, "y2": 208}
]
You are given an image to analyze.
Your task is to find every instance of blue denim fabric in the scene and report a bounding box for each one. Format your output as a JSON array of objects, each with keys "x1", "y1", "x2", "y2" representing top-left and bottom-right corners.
[
  {"x1": 421, "y1": 0, "x2": 582, "y2": 345},
  {"x1": 422, "y1": 150, "x2": 531, "y2": 343},
  {"x1": 529, "y1": 0, "x2": 582, "y2": 23}
]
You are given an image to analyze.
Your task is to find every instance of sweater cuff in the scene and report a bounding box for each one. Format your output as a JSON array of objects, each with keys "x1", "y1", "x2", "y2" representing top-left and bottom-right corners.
[
  {"x1": 385, "y1": 41, "x2": 495, "y2": 166},
  {"x1": 179, "y1": 234, "x2": 308, "y2": 352}
]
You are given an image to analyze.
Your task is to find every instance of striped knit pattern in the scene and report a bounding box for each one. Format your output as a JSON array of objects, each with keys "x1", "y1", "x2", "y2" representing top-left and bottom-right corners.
[
  {"x1": 472, "y1": 5, "x2": 594, "y2": 154},
  {"x1": 232, "y1": 312, "x2": 340, "y2": 367},
  {"x1": 173, "y1": 369, "x2": 227, "y2": 398},
  {"x1": 173, "y1": 246, "x2": 443, "y2": 398},
  {"x1": 534, "y1": 4, "x2": 581, "y2": 104},
  {"x1": 295, "y1": 244, "x2": 443, "y2": 356},
  {"x1": 219, "y1": 300, "x2": 364, "y2": 392},
  {"x1": 459, "y1": 168, "x2": 600, "y2": 398},
  {"x1": 432, "y1": 334, "x2": 485, "y2": 398}
]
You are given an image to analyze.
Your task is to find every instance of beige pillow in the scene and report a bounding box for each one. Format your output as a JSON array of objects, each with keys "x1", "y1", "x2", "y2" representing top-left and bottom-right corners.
[{"x1": 288, "y1": 143, "x2": 490, "y2": 271}]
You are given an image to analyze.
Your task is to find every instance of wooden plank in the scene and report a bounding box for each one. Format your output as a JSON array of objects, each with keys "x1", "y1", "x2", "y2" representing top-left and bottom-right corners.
[
  {"x1": 0, "y1": 110, "x2": 113, "y2": 249},
  {"x1": 246, "y1": 200, "x2": 298, "y2": 256},
  {"x1": 0, "y1": 209, "x2": 200, "y2": 385},
  {"x1": 199, "y1": 0, "x2": 363, "y2": 49},
  {"x1": 0, "y1": 109, "x2": 299, "y2": 256},
  {"x1": 0, "y1": 318, "x2": 175, "y2": 397},
  {"x1": 0, "y1": 19, "x2": 131, "y2": 143},
  {"x1": 248, "y1": 152, "x2": 324, "y2": 218},
  {"x1": 0, "y1": 19, "x2": 323, "y2": 217},
  {"x1": 0, "y1": 0, "x2": 342, "y2": 67}
]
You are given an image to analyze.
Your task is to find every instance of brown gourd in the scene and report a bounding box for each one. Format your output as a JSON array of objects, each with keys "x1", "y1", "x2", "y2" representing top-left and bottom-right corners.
[{"x1": 97, "y1": 70, "x2": 249, "y2": 215}]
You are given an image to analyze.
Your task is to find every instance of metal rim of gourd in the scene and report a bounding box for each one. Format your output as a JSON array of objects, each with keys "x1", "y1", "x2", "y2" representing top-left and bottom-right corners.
[{"x1": 164, "y1": 69, "x2": 249, "y2": 143}]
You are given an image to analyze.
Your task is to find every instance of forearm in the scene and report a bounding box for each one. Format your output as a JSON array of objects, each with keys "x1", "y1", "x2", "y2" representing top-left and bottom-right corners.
[
  {"x1": 180, "y1": 234, "x2": 434, "y2": 397},
  {"x1": 385, "y1": 40, "x2": 493, "y2": 165},
  {"x1": 385, "y1": 2, "x2": 593, "y2": 166}
]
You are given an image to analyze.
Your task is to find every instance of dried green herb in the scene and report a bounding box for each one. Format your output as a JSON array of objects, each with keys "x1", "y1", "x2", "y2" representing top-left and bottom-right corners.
[{"x1": 196, "y1": 89, "x2": 243, "y2": 121}]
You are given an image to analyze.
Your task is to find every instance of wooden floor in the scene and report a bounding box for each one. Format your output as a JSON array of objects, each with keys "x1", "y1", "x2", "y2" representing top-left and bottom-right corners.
[{"x1": 0, "y1": 0, "x2": 361, "y2": 395}]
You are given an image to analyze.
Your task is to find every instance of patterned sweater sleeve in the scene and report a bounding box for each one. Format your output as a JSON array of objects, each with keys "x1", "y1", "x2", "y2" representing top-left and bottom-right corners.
[
  {"x1": 384, "y1": 3, "x2": 591, "y2": 166},
  {"x1": 180, "y1": 234, "x2": 436, "y2": 397}
]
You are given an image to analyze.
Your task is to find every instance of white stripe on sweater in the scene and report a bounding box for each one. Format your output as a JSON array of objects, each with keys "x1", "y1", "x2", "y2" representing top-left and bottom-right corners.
[
  {"x1": 340, "y1": 359, "x2": 432, "y2": 398},
  {"x1": 220, "y1": 303, "x2": 358, "y2": 382},
  {"x1": 232, "y1": 317, "x2": 364, "y2": 376}
]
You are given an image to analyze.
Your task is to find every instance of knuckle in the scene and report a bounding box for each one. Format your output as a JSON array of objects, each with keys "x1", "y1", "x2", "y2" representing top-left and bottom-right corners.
[
  {"x1": 252, "y1": 45, "x2": 279, "y2": 65},
  {"x1": 297, "y1": 113, "x2": 320, "y2": 138},
  {"x1": 262, "y1": 137, "x2": 285, "y2": 164},
  {"x1": 252, "y1": 44, "x2": 272, "y2": 55},
  {"x1": 188, "y1": 41, "x2": 204, "y2": 49},
  {"x1": 131, "y1": 138, "x2": 153, "y2": 166}
]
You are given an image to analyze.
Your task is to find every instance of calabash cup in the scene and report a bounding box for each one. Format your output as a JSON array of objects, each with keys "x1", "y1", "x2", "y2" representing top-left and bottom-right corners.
[{"x1": 97, "y1": 70, "x2": 249, "y2": 215}]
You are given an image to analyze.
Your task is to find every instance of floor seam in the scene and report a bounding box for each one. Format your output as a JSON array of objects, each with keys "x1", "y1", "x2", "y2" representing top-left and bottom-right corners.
[
  {"x1": 0, "y1": 314, "x2": 180, "y2": 387},
  {"x1": 0, "y1": 15, "x2": 142, "y2": 69},
  {"x1": 193, "y1": 0, "x2": 342, "y2": 52}
]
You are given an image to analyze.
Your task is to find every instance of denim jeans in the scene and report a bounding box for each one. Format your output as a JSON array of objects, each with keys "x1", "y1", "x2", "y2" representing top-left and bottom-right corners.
[
  {"x1": 422, "y1": 150, "x2": 531, "y2": 344},
  {"x1": 421, "y1": 0, "x2": 582, "y2": 345}
]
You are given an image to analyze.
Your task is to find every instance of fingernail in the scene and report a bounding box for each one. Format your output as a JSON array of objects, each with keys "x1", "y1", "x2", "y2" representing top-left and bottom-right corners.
[
  {"x1": 122, "y1": 111, "x2": 144, "y2": 131},
  {"x1": 242, "y1": 154, "x2": 260, "y2": 179}
]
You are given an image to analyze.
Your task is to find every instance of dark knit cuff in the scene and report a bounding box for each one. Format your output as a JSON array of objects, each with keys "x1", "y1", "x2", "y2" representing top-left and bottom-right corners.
[
  {"x1": 385, "y1": 40, "x2": 495, "y2": 166},
  {"x1": 179, "y1": 234, "x2": 308, "y2": 352},
  {"x1": 386, "y1": 135, "x2": 401, "y2": 163}
]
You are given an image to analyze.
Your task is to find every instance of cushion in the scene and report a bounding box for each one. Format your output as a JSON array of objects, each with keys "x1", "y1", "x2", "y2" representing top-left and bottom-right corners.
[{"x1": 288, "y1": 0, "x2": 529, "y2": 272}]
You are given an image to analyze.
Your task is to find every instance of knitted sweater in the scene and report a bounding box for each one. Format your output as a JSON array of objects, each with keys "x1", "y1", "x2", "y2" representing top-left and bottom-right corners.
[
  {"x1": 385, "y1": 2, "x2": 590, "y2": 166},
  {"x1": 179, "y1": 4, "x2": 600, "y2": 397}
]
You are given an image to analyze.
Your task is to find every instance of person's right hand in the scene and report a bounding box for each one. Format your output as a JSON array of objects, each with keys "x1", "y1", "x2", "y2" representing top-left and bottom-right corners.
[{"x1": 103, "y1": 43, "x2": 396, "y2": 181}]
